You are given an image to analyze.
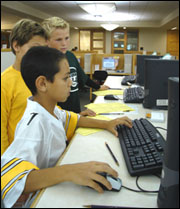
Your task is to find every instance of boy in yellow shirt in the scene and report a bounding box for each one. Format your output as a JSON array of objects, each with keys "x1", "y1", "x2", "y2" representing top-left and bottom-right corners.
[{"x1": 1, "y1": 19, "x2": 48, "y2": 155}]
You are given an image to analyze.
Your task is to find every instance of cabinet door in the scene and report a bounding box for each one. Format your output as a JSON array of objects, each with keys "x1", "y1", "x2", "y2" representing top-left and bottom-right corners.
[
  {"x1": 92, "y1": 31, "x2": 105, "y2": 53},
  {"x1": 80, "y1": 30, "x2": 91, "y2": 51},
  {"x1": 112, "y1": 32, "x2": 125, "y2": 54},
  {"x1": 167, "y1": 30, "x2": 179, "y2": 57}
]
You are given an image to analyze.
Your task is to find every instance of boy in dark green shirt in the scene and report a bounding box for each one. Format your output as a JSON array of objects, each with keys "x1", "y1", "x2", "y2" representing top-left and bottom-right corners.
[
  {"x1": 60, "y1": 51, "x2": 88, "y2": 113},
  {"x1": 42, "y1": 17, "x2": 109, "y2": 115}
]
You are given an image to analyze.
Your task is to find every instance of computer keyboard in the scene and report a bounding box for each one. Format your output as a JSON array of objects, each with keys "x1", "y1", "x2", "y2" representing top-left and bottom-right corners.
[
  {"x1": 117, "y1": 118, "x2": 165, "y2": 176},
  {"x1": 123, "y1": 87, "x2": 144, "y2": 103},
  {"x1": 121, "y1": 75, "x2": 136, "y2": 85}
]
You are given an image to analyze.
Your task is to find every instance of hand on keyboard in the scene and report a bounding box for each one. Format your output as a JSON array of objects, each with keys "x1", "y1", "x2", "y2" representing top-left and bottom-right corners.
[{"x1": 106, "y1": 116, "x2": 133, "y2": 137}]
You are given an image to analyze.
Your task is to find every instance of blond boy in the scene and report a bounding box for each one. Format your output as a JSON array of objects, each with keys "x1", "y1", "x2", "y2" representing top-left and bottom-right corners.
[{"x1": 42, "y1": 17, "x2": 109, "y2": 116}]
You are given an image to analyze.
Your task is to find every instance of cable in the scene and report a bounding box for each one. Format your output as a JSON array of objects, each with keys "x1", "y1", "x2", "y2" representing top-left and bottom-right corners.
[
  {"x1": 122, "y1": 175, "x2": 160, "y2": 193},
  {"x1": 155, "y1": 127, "x2": 167, "y2": 131},
  {"x1": 122, "y1": 185, "x2": 142, "y2": 193}
]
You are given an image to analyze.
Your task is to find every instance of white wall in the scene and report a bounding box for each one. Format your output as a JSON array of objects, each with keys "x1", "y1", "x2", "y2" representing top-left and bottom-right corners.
[
  {"x1": 139, "y1": 28, "x2": 167, "y2": 55},
  {"x1": 70, "y1": 28, "x2": 79, "y2": 51},
  {"x1": 1, "y1": 51, "x2": 15, "y2": 73},
  {"x1": 105, "y1": 31, "x2": 111, "y2": 54}
]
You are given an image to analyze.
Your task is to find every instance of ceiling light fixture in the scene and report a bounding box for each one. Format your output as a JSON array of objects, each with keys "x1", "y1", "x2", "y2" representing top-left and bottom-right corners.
[
  {"x1": 78, "y1": 3, "x2": 116, "y2": 16},
  {"x1": 101, "y1": 23, "x2": 119, "y2": 31}
]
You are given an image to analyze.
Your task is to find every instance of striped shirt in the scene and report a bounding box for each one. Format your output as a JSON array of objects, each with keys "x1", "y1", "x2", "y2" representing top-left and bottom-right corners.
[{"x1": 1, "y1": 97, "x2": 79, "y2": 208}]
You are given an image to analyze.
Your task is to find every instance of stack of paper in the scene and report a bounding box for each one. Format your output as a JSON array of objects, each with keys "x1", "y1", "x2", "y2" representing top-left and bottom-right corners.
[
  {"x1": 85, "y1": 103, "x2": 134, "y2": 114},
  {"x1": 93, "y1": 89, "x2": 123, "y2": 96},
  {"x1": 76, "y1": 103, "x2": 134, "y2": 136},
  {"x1": 76, "y1": 115, "x2": 111, "y2": 136}
]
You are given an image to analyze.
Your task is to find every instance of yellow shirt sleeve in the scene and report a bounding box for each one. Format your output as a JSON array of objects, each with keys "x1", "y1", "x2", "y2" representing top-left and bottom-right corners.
[
  {"x1": 1, "y1": 158, "x2": 39, "y2": 200},
  {"x1": 56, "y1": 105, "x2": 79, "y2": 141},
  {"x1": 1, "y1": 66, "x2": 31, "y2": 155},
  {"x1": 64, "y1": 111, "x2": 79, "y2": 141}
]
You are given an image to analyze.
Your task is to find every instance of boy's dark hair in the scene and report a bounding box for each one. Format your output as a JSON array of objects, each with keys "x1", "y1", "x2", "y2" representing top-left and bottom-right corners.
[
  {"x1": 10, "y1": 19, "x2": 48, "y2": 55},
  {"x1": 21, "y1": 46, "x2": 67, "y2": 95}
]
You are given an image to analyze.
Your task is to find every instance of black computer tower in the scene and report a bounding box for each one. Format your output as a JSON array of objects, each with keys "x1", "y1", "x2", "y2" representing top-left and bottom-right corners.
[
  {"x1": 136, "y1": 55, "x2": 162, "y2": 86},
  {"x1": 157, "y1": 77, "x2": 179, "y2": 208},
  {"x1": 143, "y1": 59, "x2": 179, "y2": 109}
]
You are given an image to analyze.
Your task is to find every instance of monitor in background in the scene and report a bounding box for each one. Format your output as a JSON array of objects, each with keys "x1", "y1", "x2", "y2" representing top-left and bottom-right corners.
[
  {"x1": 77, "y1": 58, "x2": 81, "y2": 63},
  {"x1": 157, "y1": 77, "x2": 179, "y2": 208},
  {"x1": 152, "y1": 51, "x2": 157, "y2": 55},
  {"x1": 136, "y1": 55, "x2": 162, "y2": 86},
  {"x1": 143, "y1": 59, "x2": 179, "y2": 110},
  {"x1": 161, "y1": 53, "x2": 175, "y2": 60},
  {"x1": 75, "y1": 55, "x2": 81, "y2": 63},
  {"x1": 102, "y1": 57, "x2": 115, "y2": 70}
]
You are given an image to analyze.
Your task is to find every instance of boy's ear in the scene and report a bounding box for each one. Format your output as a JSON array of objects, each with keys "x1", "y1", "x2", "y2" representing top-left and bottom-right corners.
[
  {"x1": 35, "y1": 76, "x2": 48, "y2": 93},
  {"x1": 47, "y1": 39, "x2": 51, "y2": 47},
  {"x1": 12, "y1": 41, "x2": 20, "y2": 54}
]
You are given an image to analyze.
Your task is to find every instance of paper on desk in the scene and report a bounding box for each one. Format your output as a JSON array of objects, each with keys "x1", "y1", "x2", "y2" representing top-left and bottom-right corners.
[
  {"x1": 150, "y1": 112, "x2": 165, "y2": 123},
  {"x1": 76, "y1": 115, "x2": 111, "y2": 136},
  {"x1": 85, "y1": 103, "x2": 134, "y2": 114},
  {"x1": 93, "y1": 89, "x2": 123, "y2": 96}
]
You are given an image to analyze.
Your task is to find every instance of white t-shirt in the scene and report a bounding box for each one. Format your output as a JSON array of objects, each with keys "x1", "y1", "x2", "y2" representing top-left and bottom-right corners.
[{"x1": 1, "y1": 97, "x2": 79, "y2": 208}]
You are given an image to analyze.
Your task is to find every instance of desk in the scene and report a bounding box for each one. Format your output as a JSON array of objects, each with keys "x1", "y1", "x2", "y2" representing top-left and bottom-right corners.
[
  {"x1": 89, "y1": 73, "x2": 132, "y2": 101},
  {"x1": 32, "y1": 76, "x2": 167, "y2": 208}
]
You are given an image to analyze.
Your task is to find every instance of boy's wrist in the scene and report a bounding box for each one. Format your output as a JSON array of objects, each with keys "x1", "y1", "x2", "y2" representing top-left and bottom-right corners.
[{"x1": 99, "y1": 120, "x2": 109, "y2": 130}]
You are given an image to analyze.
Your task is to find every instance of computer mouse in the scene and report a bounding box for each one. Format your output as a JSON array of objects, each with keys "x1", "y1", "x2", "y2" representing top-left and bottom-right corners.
[
  {"x1": 95, "y1": 172, "x2": 122, "y2": 192},
  {"x1": 104, "y1": 94, "x2": 119, "y2": 100}
]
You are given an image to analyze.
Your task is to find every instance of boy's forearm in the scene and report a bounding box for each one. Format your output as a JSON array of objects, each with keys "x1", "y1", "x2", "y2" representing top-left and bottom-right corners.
[
  {"x1": 24, "y1": 164, "x2": 72, "y2": 194},
  {"x1": 77, "y1": 116, "x2": 108, "y2": 129}
]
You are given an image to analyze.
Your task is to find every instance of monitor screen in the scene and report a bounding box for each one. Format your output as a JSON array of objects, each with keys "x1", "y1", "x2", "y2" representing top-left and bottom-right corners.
[
  {"x1": 102, "y1": 57, "x2": 115, "y2": 70},
  {"x1": 143, "y1": 59, "x2": 179, "y2": 110},
  {"x1": 136, "y1": 55, "x2": 162, "y2": 86}
]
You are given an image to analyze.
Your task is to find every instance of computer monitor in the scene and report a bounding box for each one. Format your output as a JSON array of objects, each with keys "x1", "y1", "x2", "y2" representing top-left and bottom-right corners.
[
  {"x1": 152, "y1": 51, "x2": 157, "y2": 55},
  {"x1": 161, "y1": 53, "x2": 175, "y2": 60},
  {"x1": 157, "y1": 77, "x2": 179, "y2": 208},
  {"x1": 136, "y1": 55, "x2": 162, "y2": 86},
  {"x1": 102, "y1": 57, "x2": 115, "y2": 70},
  {"x1": 143, "y1": 59, "x2": 179, "y2": 109}
]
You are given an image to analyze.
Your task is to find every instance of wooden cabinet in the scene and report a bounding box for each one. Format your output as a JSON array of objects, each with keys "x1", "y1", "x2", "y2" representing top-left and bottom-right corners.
[
  {"x1": 91, "y1": 31, "x2": 105, "y2": 53},
  {"x1": 112, "y1": 29, "x2": 139, "y2": 54},
  {"x1": 167, "y1": 30, "x2": 179, "y2": 57},
  {"x1": 79, "y1": 29, "x2": 106, "y2": 53}
]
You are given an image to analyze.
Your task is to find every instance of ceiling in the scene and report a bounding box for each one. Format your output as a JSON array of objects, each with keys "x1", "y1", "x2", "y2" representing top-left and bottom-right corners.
[{"x1": 1, "y1": 1, "x2": 179, "y2": 30}]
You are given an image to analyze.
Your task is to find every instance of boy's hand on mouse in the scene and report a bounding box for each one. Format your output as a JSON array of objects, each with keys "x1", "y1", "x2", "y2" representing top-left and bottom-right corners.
[
  {"x1": 64, "y1": 161, "x2": 118, "y2": 193},
  {"x1": 106, "y1": 116, "x2": 133, "y2": 137}
]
